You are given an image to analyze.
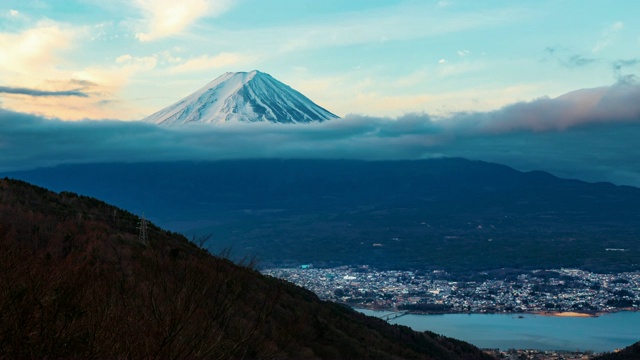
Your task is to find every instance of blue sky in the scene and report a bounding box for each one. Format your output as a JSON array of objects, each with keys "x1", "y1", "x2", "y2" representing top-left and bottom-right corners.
[{"x1": 0, "y1": 0, "x2": 638, "y2": 120}]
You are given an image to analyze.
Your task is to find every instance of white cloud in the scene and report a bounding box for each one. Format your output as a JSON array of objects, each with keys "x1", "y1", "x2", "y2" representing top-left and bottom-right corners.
[
  {"x1": 158, "y1": 49, "x2": 183, "y2": 64},
  {"x1": 0, "y1": 22, "x2": 78, "y2": 81},
  {"x1": 169, "y1": 52, "x2": 247, "y2": 73},
  {"x1": 134, "y1": 0, "x2": 235, "y2": 41},
  {"x1": 113, "y1": 54, "x2": 158, "y2": 71},
  {"x1": 9, "y1": 9, "x2": 19, "y2": 17},
  {"x1": 611, "y1": 21, "x2": 624, "y2": 30},
  {"x1": 115, "y1": 54, "x2": 133, "y2": 64},
  {"x1": 211, "y1": 3, "x2": 528, "y2": 56},
  {"x1": 593, "y1": 21, "x2": 624, "y2": 52}
]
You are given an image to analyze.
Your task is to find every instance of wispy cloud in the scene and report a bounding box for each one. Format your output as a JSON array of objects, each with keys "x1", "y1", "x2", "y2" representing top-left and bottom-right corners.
[
  {"x1": 561, "y1": 55, "x2": 597, "y2": 68},
  {"x1": 169, "y1": 52, "x2": 248, "y2": 73},
  {"x1": 593, "y1": 21, "x2": 624, "y2": 52},
  {"x1": 0, "y1": 86, "x2": 88, "y2": 97},
  {"x1": 542, "y1": 47, "x2": 597, "y2": 69},
  {"x1": 612, "y1": 58, "x2": 640, "y2": 82},
  {"x1": 134, "y1": 0, "x2": 235, "y2": 41},
  {"x1": 208, "y1": 3, "x2": 529, "y2": 55}
]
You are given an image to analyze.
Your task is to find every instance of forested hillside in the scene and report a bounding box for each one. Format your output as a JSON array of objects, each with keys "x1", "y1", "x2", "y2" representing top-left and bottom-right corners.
[
  {"x1": 0, "y1": 178, "x2": 493, "y2": 359},
  {"x1": 7, "y1": 158, "x2": 640, "y2": 273}
]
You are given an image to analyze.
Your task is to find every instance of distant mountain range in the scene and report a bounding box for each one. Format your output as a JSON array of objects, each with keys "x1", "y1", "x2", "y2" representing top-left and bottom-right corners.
[
  {"x1": 5, "y1": 158, "x2": 639, "y2": 273},
  {"x1": 143, "y1": 70, "x2": 339, "y2": 125}
]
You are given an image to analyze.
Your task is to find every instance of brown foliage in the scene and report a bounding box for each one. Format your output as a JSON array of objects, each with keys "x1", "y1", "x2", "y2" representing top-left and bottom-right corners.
[{"x1": 0, "y1": 178, "x2": 494, "y2": 359}]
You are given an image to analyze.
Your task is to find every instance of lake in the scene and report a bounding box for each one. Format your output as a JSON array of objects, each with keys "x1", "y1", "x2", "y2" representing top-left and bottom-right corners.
[{"x1": 357, "y1": 309, "x2": 640, "y2": 352}]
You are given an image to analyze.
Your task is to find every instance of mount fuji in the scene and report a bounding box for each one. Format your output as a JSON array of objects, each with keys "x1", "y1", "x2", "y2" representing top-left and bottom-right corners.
[{"x1": 143, "y1": 70, "x2": 339, "y2": 125}]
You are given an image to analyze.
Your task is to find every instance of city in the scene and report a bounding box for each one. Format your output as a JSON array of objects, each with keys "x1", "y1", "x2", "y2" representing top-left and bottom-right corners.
[{"x1": 263, "y1": 266, "x2": 640, "y2": 316}]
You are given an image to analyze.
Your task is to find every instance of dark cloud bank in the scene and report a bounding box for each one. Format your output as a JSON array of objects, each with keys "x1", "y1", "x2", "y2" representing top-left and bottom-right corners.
[
  {"x1": 1, "y1": 81, "x2": 640, "y2": 186},
  {"x1": 0, "y1": 86, "x2": 88, "y2": 97}
]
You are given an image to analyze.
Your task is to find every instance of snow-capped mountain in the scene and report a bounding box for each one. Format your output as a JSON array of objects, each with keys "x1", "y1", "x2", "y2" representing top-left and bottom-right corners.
[{"x1": 143, "y1": 70, "x2": 339, "y2": 125}]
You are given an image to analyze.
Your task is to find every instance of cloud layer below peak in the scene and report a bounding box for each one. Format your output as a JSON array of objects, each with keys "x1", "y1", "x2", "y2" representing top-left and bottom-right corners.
[{"x1": 1, "y1": 82, "x2": 640, "y2": 187}]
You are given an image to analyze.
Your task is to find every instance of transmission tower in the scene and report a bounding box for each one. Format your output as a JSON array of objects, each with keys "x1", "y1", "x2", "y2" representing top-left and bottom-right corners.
[{"x1": 138, "y1": 213, "x2": 148, "y2": 245}]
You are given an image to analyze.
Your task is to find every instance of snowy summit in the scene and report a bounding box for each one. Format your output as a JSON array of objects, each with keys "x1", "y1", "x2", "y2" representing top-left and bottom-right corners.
[{"x1": 143, "y1": 70, "x2": 339, "y2": 125}]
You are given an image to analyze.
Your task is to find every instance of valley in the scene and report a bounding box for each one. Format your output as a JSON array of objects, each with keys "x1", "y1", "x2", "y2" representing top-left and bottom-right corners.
[{"x1": 6, "y1": 158, "x2": 639, "y2": 274}]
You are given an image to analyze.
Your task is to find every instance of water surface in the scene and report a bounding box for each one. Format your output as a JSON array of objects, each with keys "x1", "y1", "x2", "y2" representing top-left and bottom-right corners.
[{"x1": 358, "y1": 309, "x2": 640, "y2": 352}]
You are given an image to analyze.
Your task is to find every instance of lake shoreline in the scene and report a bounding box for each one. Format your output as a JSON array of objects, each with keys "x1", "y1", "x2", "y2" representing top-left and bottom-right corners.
[
  {"x1": 533, "y1": 311, "x2": 597, "y2": 318},
  {"x1": 357, "y1": 308, "x2": 640, "y2": 353},
  {"x1": 357, "y1": 304, "x2": 639, "y2": 318}
]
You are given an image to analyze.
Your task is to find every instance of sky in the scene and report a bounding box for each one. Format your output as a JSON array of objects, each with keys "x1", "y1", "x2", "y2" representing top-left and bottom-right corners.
[
  {"x1": 1, "y1": 0, "x2": 638, "y2": 120},
  {"x1": 1, "y1": 1, "x2": 640, "y2": 187}
]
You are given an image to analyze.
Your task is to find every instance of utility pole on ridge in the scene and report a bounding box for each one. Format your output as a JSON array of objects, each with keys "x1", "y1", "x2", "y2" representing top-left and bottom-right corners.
[{"x1": 138, "y1": 213, "x2": 148, "y2": 245}]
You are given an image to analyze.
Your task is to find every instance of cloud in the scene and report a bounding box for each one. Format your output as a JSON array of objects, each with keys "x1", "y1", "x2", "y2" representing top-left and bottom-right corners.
[
  {"x1": 214, "y1": 3, "x2": 528, "y2": 55},
  {"x1": 0, "y1": 18, "x2": 202, "y2": 120},
  {"x1": 0, "y1": 86, "x2": 88, "y2": 97},
  {"x1": 1, "y1": 82, "x2": 639, "y2": 186},
  {"x1": 593, "y1": 21, "x2": 624, "y2": 52},
  {"x1": 561, "y1": 55, "x2": 596, "y2": 68},
  {"x1": 0, "y1": 22, "x2": 78, "y2": 78},
  {"x1": 169, "y1": 52, "x2": 247, "y2": 73},
  {"x1": 0, "y1": 44, "x2": 157, "y2": 120},
  {"x1": 113, "y1": 54, "x2": 158, "y2": 70},
  {"x1": 541, "y1": 47, "x2": 597, "y2": 69},
  {"x1": 0, "y1": 23, "x2": 126, "y2": 119},
  {"x1": 134, "y1": 0, "x2": 235, "y2": 41},
  {"x1": 447, "y1": 81, "x2": 640, "y2": 133},
  {"x1": 612, "y1": 58, "x2": 640, "y2": 82}
]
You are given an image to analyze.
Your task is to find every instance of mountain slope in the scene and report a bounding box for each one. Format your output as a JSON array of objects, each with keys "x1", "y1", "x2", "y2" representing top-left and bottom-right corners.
[
  {"x1": 143, "y1": 70, "x2": 339, "y2": 125},
  {"x1": 0, "y1": 178, "x2": 494, "y2": 359},
  {"x1": 4, "y1": 158, "x2": 640, "y2": 273},
  {"x1": 594, "y1": 342, "x2": 640, "y2": 360}
]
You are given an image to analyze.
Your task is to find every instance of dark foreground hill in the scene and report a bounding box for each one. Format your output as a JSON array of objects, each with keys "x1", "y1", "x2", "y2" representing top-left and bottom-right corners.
[
  {"x1": 594, "y1": 341, "x2": 640, "y2": 360},
  {"x1": 0, "y1": 178, "x2": 493, "y2": 359},
  {"x1": 5, "y1": 158, "x2": 640, "y2": 273}
]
